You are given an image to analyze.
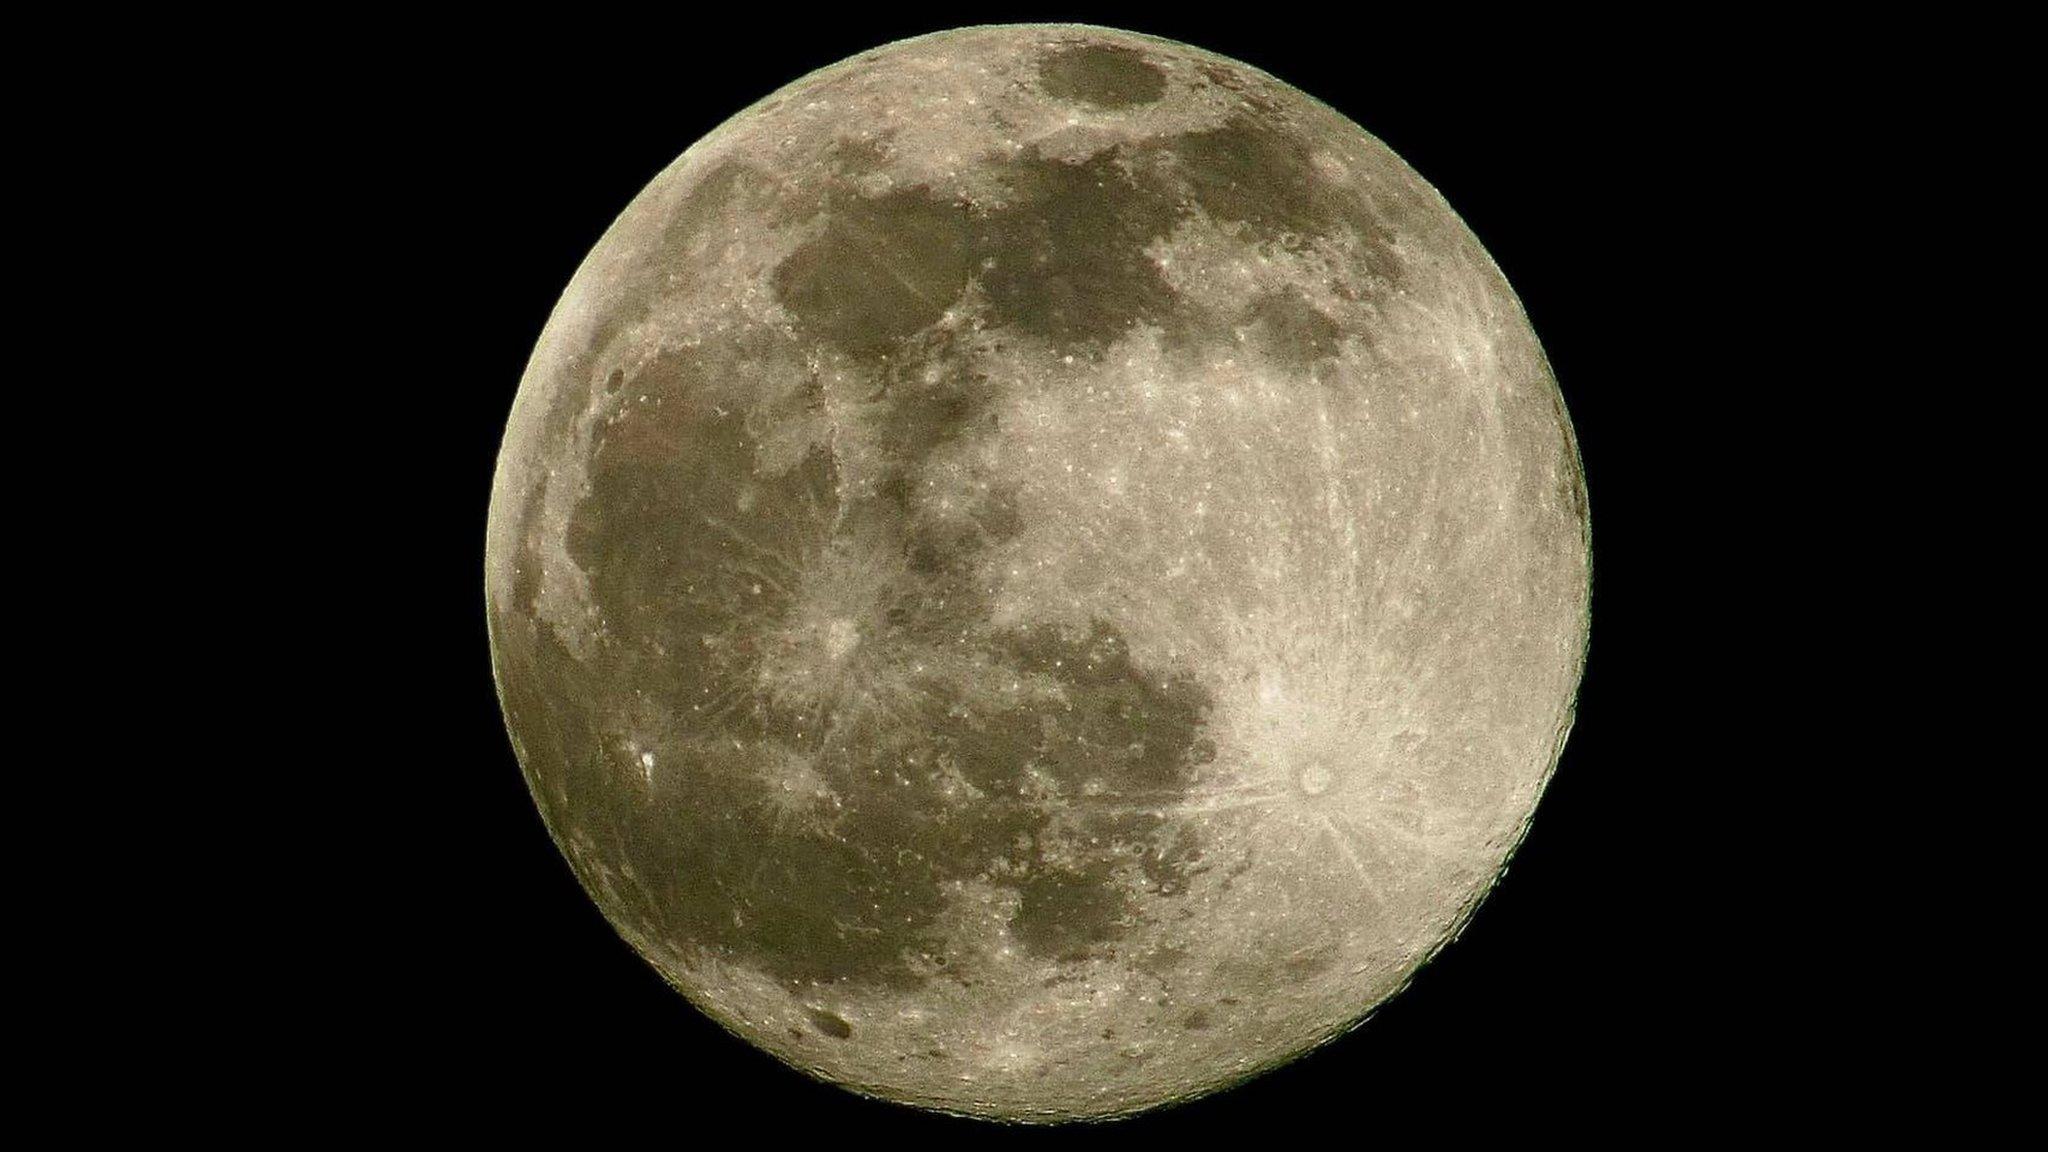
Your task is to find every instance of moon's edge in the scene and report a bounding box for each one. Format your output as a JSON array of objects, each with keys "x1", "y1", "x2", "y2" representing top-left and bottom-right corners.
[{"x1": 479, "y1": 20, "x2": 1596, "y2": 1125}]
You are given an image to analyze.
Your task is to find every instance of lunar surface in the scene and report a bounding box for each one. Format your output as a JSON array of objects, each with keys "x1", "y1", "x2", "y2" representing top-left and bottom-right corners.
[{"x1": 486, "y1": 25, "x2": 1589, "y2": 1121}]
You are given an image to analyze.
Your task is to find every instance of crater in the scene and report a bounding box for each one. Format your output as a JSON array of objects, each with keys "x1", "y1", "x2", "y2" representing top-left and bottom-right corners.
[
  {"x1": 822, "y1": 616, "x2": 859, "y2": 662},
  {"x1": 807, "y1": 1008, "x2": 854, "y2": 1039},
  {"x1": 1037, "y1": 43, "x2": 1168, "y2": 109},
  {"x1": 1298, "y1": 764, "x2": 1333, "y2": 796}
]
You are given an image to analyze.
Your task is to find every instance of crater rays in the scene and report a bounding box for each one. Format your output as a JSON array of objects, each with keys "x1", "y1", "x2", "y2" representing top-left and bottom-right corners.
[{"x1": 1317, "y1": 813, "x2": 1388, "y2": 906}]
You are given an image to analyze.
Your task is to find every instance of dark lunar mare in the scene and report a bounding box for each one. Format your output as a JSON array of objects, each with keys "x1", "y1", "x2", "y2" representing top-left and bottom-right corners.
[{"x1": 1036, "y1": 42, "x2": 1169, "y2": 109}]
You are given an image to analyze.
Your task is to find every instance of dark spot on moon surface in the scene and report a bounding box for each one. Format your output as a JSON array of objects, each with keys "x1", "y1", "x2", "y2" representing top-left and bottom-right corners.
[
  {"x1": 1011, "y1": 865, "x2": 1131, "y2": 962},
  {"x1": 1245, "y1": 288, "x2": 1346, "y2": 368},
  {"x1": 1168, "y1": 118, "x2": 1334, "y2": 242},
  {"x1": 1037, "y1": 43, "x2": 1167, "y2": 108},
  {"x1": 773, "y1": 187, "x2": 973, "y2": 355},
  {"x1": 997, "y1": 621, "x2": 1212, "y2": 795},
  {"x1": 1155, "y1": 116, "x2": 1406, "y2": 284},
  {"x1": 975, "y1": 148, "x2": 1181, "y2": 354},
  {"x1": 808, "y1": 1008, "x2": 854, "y2": 1039}
]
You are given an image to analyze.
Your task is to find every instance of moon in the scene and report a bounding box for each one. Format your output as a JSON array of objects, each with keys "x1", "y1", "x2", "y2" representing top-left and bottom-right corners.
[{"x1": 486, "y1": 24, "x2": 1588, "y2": 1122}]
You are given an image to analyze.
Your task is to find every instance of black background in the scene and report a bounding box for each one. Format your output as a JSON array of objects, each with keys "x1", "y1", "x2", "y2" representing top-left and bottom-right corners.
[{"x1": 327, "y1": 6, "x2": 1809, "y2": 1137}]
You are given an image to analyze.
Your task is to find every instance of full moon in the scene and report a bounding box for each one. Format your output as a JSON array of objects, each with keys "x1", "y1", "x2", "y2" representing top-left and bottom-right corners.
[{"x1": 486, "y1": 25, "x2": 1588, "y2": 1121}]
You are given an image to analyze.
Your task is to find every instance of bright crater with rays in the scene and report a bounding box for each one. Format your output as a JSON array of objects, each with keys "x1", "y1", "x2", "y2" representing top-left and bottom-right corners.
[{"x1": 486, "y1": 24, "x2": 1589, "y2": 1122}]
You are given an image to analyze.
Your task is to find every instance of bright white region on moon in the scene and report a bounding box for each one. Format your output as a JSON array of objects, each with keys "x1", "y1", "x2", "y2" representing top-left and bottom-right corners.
[{"x1": 485, "y1": 23, "x2": 1589, "y2": 1122}]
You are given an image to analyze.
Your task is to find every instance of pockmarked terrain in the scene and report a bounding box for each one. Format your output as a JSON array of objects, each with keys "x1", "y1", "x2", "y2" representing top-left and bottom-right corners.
[{"x1": 487, "y1": 24, "x2": 1590, "y2": 1121}]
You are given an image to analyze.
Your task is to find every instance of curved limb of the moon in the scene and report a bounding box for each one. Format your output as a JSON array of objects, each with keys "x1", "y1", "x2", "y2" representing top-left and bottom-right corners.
[{"x1": 486, "y1": 23, "x2": 1589, "y2": 1122}]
